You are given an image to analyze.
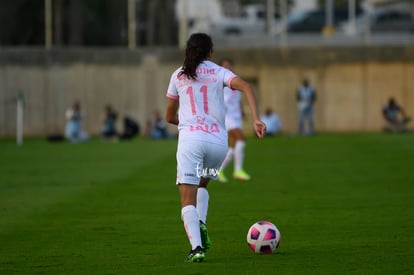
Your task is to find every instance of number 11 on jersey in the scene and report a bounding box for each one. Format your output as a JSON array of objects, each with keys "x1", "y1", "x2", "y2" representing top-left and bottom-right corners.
[{"x1": 186, "y1": 85, "x2": 209, "y2": 115}]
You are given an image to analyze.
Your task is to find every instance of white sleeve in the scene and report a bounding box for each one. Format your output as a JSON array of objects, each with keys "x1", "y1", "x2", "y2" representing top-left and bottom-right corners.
[{"x1": 166, "y1": 71, "x2": 179, "y2": 100}]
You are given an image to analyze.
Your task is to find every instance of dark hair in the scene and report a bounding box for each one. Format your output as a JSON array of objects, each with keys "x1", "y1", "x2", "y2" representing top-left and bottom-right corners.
[{"x1": 180, "y1": 33, "x2": 213, "y2": 80}]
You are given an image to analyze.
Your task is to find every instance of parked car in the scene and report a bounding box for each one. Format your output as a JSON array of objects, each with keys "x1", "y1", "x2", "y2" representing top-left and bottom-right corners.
[
  {"x1": 286, "y1": 8, "x2": 363, "y2": 33},
  {"x1": 210, "y1": 4, "x2": 280, "y2": 36},
  {"x1": 340, "y1": 9, "x2": 414, "y2": 35}
]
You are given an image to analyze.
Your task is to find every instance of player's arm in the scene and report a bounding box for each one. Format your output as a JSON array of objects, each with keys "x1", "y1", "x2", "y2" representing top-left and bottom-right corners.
[
  {"x1": 230, "y1": 77, "x2": 266, "y2": 138},
  {"x1": 165, "y1": 98, "x2": 179, "y2": 125}
]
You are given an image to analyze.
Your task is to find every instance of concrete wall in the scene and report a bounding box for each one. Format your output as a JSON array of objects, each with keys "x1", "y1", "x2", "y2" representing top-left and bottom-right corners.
[{"x1": 0, "y1": 46, "x2": 413, "y2": 137}]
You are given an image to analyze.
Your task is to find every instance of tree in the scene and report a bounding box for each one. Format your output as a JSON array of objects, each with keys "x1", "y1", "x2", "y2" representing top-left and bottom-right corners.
[
  {"x1": 0, "y1": 0, "x2": 177, "y2": 47},
  {"x1": 0, "y1": 0, "x2": 44, "y2": 45}
]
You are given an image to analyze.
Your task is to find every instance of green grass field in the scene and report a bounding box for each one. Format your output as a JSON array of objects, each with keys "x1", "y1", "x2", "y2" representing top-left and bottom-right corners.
[{"x1": 1, "y1": 133, "x2": 414, "y2": 274}]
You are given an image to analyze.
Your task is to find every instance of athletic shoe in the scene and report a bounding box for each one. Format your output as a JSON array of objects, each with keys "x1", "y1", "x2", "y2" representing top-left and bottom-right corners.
[
  {"x1": 184, "y1": 246, "x2": 205, "y2": 263},
  {"x1": 200, "y1": 221, "x2": 211, "y2": 252},
  {"x1": 217, "y1": 171, "x2": 228, "y2": 183},
  {"x1": 233, "y1": 170, "x2": 251, "y2": 181}
]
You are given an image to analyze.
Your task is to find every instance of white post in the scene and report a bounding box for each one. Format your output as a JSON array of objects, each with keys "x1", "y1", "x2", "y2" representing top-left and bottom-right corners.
[
  {"x1": 128, "y1": 0, "x2": 136, "y2": 50},
  {"x1": 178, "y1": 0, "x2": 188, "y2": 49},
  {"x1": 323, "y1": 0, "x2": 335, "y2": 35},
  {"x1": 266, "y1": 0, "x2": 275, "y2": 36},
  {"x1": 279, "y1": 0, "x2": 287, "y2": 47},
  {"x1": 17, "y1": 92, "x2": 24, "y2": 146},
  {"x1": 325, "y1": 0, "x2": 333, "y2": 29},
  {"x1": 348, "y1": 0, "x2": 356, "y2": 35},
  {"x1": 364, "y1": 10, "x2": 371, "y2": 45}
]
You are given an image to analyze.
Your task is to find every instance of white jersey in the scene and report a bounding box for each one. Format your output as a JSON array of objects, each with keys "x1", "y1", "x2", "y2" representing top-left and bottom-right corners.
[
  {"x1": 223, "y1": 86, "x2": 242, "y2": 130},
  {"x1": 166, "y1": 60, "x2": 237, "y2": 146},
  {"x1": 297, "y1": 85, "x2": 315, "y2": 110}
]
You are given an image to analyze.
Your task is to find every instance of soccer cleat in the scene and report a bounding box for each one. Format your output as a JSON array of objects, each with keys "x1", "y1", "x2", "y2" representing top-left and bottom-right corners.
[
  {"x1": 184, "y1": 246, "x2": 205, "y2": 263},
  {"x1": 233, "y1": 170, "x2": 251, "y2": 181},
  {"x1": 200, "y1": 221, "x2": 211, "y2": 252},
  {"x1": 217, "y1": 171, "x2": 228, "y2": 183}
]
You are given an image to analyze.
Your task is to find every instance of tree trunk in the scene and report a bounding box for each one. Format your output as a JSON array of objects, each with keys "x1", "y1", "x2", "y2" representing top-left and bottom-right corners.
[
  {"x1": 69, "y1": 0, "x2": 83, "y2": 45},
  {"x1": 54, "y1": 0, "x2": 63, "y2": 46}
]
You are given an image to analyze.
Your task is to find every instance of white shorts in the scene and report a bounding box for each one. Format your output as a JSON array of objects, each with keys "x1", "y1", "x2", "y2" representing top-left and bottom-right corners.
[
  {"x1": 225, "y1": 116, "x2": 242, "y2": 131},
  {"x1": 176, "y1": 140, "x2": 228, "y2": 185}
]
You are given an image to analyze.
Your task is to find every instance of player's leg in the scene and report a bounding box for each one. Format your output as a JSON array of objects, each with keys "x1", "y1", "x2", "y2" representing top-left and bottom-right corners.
[
  {"x1": 176, "y1": 141, "x2": 205, "y2": 262},
  {"x1": 232, "y1": 128, "x2": 245, "y2": 171},
  {"x1": 179, "y1": 184, "x2": 204, "y2": 262},
  {"x1": 218, "y1": 118, "x2": 237, "y2": 182},
  {"x1": 217, "y1": 131, "x2": 235, "y2": 182},
  {"x1": 198, "y1": 177, "x2": 211, "y2": 251},
  {"x1": 198, "y1": 143, "x2": 227, "y2": 251},
  {"x1": 197, "y1": 178, "x2": 210, "y2": 225},
  {"x1": 217, "y1": 146, "x2": 233, "y2": 182},
  {"x1": 232, "y1": 129, "x2": 250, "y2": 181}
]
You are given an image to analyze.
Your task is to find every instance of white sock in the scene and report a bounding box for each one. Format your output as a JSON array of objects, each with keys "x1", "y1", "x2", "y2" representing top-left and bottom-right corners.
[
  {"x1": 219, "y1": 148, "x2": 234, "y2": 171},
  {"x1": 234, "y1": 141, "x2": 246, "y2": 171},
  {"x1": 181, "y1": 205, "x2": 202, "y2": 250},
  {"x1": 197, "y1": 187, "x2": 209, "y2": 224}
]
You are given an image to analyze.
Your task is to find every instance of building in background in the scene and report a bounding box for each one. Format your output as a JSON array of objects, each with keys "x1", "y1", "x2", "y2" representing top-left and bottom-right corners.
[
  {"x1": 175, "y1": 0, "x2": 223, "y2": 38},
  {"x1": 291, "y1": 0, "x2": 318, "y2": 13},
  {"x1": 362, "y1": 0, "x2": 414, "y2": 12}
]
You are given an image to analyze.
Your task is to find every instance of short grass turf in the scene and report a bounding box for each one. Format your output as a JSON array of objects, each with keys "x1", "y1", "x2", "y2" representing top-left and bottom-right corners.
[{"x1": 1, "y1": 133, "x2": 414, "y2": 274}]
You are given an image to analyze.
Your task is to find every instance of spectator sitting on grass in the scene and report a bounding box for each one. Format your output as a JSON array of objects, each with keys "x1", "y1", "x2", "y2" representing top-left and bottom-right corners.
[
  {"x1": 100, "y1": 104, "x2": 118, "y2": 141},
  {"x1": 382, "y1": 97, "x2": 411, "y2": 133},
  {"x1": 150, "y1": 110, "x2": 171, "y2": 139},
  {"x1": 260, "y1": 107, "x2": 282, "y2": 136},
  {"x1": 65, "y1": 101, "x2": 89, "y2": 143}
]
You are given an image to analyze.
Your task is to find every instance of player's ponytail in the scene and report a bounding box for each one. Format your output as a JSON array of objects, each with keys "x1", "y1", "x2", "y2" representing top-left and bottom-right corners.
[{"x1": 179, "y1": 33, "x2": 213, "y2": 80}]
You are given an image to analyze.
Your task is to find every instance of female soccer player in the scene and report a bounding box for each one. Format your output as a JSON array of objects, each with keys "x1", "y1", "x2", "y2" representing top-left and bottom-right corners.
[
  {"x1": 217, "y1": 58, "x2": 251, "y2": 182},
  {"x1": 165, "y1": 33, "x2": 266, "y2": 263}
]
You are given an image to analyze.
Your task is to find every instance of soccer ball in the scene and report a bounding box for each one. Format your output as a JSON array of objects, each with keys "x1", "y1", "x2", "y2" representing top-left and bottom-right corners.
[{"x1": 247, "y1": 221, "x2": 281, "y2": 254}]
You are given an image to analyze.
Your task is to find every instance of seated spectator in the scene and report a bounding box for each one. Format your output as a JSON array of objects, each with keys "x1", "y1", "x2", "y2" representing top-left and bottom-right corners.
[
  {"x1": 260, "y1": 107, "x2": 282, "y2": 136},
  {"x1": 100, "y1": 104, "x2": 118, "y2": 141},
  {"x1": 150, "y1": 110, "x2": 171, "y2": 139},
  {"x1": 382, "y1": 98, "x2": 411, "y2": 133},
  {"x1": 65, "y1": 101, "x2": 89, "y2": 143},
  {"x1": 119, "y1": 116, "x2": 140, "y2": 140}
]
